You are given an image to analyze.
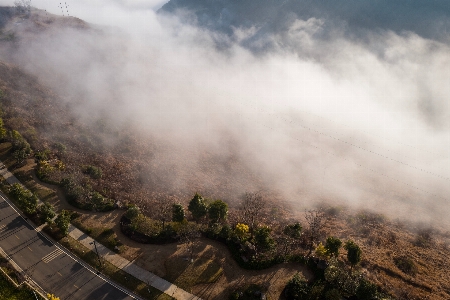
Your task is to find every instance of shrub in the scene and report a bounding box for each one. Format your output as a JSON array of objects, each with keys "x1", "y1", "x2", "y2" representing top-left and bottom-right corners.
[
  {"x1": 53, "y1": 142, "x2": 66, "y2": 154},
  {"x1": 55, "y1": 210, "x2": 71, "y2": 236},
  {"x1": 324, "y1": 260, "x2": 359, "y2": 294},
  {"x1": 315, "y1": 243, "x2": 328, "y2": 258},
  {"x1": 90, "y1": 191, "x2": 102, "y2": 207},
  {"x1": 208, "y1": 199, "x2": 228, "y2": 223},
  {"x1": 283, "y1": 222, "x2": 302, "y2": 239},
  {"x1": 61, "y1": 178, "x2": 86, "y2": 204},
  {"x1": 234, "y1": 223, "x2": 249, "y2": 241},
  {"x1": 13, "y1": 148, "x2": 29, "y2": 164},
  {"x1": 325, "y1": 236, "x2": 342, "y2": 258},
  {"x1": 254, "y1": 226, "x2": 275, "y2": 252},
  {"x1": 36, "y1": 160, "x2": 54, "y2": 180},
  {"x1": 325, "y1": 288, "x2": 341, "y2": 300},
  {"x1": 37, "y1": 202, "x2": 56, "y2": 224},
  {"x1": 125, "y1": 206, "x2": 141, "y2": 220},
  {"x1": 415, "y1": 228, "x2": 433, "y2": 248},
  {"x1": 83, "y1": 165, "x2": 102, "y2": 179},
  {"x1": 356, "y1": 279, "x2": 378, "y2": 300},
  {"x1": 284, "y1": 273, "x2": 309, "y2": 300},
  {"x1": 9, "y1": 183, "x2": 37, "y2": 215},
  {"x1": 394, "y1": 256, "x2": 418, "y2": 276},
  {"x1": 47, "y1": 294, "x2": 60, "y2": 300},
  {"x1": 0, "y1": 118, "x2": 7, "y2": 140},
  {"x1": 8, "y1": 130, "x2": 31, "y2": 153},
  {"x1": 34, "y1": 149, "x2": 51, "y2": 161},
  {"x1": 229, "y1": 291, "x2": 240, "y2": 300}
]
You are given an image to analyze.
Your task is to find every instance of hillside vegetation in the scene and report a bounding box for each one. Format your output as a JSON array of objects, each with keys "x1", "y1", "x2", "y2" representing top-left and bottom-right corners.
[
  {"x1": 0, "y1": 61, "x2": 450, "y2": 298},
  {"x1": 0, "y1": 6, "x2": 450, "y2": 300}
]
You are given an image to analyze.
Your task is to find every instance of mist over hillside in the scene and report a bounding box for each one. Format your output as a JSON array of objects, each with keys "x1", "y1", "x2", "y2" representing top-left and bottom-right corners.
[
  {"x1": 159, "y1": 0, "x2": 450, "y2": 49},
  {"x1": 0, "y1": 0, "x2": 449, "y2": 226}
]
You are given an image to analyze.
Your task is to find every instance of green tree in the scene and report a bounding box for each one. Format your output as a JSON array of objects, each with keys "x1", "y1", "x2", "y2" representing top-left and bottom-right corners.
[
  {"x1": 356, "y1": 279, "x2": 378, "y2": 300},
  {"x1": 254, "y1": 226, "x2": 275, "y2": 252},
  {"x1": 325, "y1": 289, "x2": 341, "y2": 300},
  {"x1": 283, "y1": 222, "x2": 302, "y2": 239},
  {"x1": 208, "y1": 200, "x2": 228, "y2": 223},
  {"x1": 125, "y1": 206, "x2": 141, "y2": 220},
  {"x1": 13, "y1": 148, "x2": 29, "y2": 164},
  {"x1": 324, "y1": 263, "x2": 359, "y2": 294},
  {"x1": 36, "y1": 160, "x2": 54, "y2": 179},
  {"x1": 8, "y1": 130, "x2": 31, "y2": 152},
  {"x1": 55, "y1": 210, "x2": 71, "y2": 236},
  {"x1": 34, "y1": 149, "x2": 51, "y2": 161},
  {"x1": 344, "y1": 240, "x2": 362, "y2": 271},
  {"x1": 188, "y1": 193, "x2": 207, "y2": 222},
  {"x1": 9, "y1": 183, "x2": 37, "y2": 215},
  {"x1": 90, "y1": 191, "x2": 109, "y2": 211},
  {"x1": 0, "y1": 118, "x2": 7, "y2": 140},
  {"x1": 285, "y1": 273, "x2": 309, "y2": 300},
  {"x1": 84, "y1": 165, "x2": 102, "y2": 179},
  {"x1": 325, "y1": 236, "x2": 342, "y2": 258},
  {"x1": 37, "y1": 202, "x2": 56, "y2": 224},
  {"x1": 172, "y1": 203, "x2": 185, "y2": 222}
]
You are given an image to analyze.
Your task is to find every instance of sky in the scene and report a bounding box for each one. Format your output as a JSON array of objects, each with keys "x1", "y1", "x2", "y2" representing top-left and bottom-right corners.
[{"x1": 1, "y1": 0, "x2": 450, "y2": 226}]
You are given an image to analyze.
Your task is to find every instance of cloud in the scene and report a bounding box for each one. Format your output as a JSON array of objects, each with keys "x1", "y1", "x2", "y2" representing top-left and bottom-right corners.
[{"x1": 1, "y1": 0, "x2": 450, "y2": 226}]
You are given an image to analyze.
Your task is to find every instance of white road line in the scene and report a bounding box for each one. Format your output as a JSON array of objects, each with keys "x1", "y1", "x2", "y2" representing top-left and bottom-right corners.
[
  {"x1": 0, "y1": 185, "x2": 141, "y2": 299},
  {"x1": 42, "y1": 248, "x2": 64, "y2": 263}
]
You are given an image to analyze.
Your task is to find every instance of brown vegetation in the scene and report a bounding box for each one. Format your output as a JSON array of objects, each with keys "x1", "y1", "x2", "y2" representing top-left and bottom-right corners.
[{"x1": 1, "y1": 12, "x2": 450, "y2": 299}]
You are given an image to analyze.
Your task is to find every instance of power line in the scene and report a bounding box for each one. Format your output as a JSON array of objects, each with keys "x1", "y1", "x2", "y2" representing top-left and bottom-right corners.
[
  {"x1": 239, "y1": 98, "x2": 450, "y2": 182},
  {"x1": 236, "y1": 99, "x2": 448, "y2": 202}
]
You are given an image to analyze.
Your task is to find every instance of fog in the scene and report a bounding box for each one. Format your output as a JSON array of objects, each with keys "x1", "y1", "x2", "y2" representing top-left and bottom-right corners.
[{"x1": 1, "y1": 0, "x2": 449, "y2": 226}]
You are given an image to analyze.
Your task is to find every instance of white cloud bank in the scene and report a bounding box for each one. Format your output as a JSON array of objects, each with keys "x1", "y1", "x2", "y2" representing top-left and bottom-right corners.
[{"x1": 1, "y1": 0, "x2": 450, "y2": 226}]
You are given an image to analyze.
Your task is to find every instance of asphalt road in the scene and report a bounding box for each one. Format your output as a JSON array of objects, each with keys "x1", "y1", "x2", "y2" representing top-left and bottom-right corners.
[{"x1": 0, "y1": 194, "x2": 136, "y2": 300}]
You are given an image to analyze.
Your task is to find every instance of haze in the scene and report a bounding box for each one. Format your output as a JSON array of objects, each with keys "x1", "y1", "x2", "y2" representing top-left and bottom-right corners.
[{"x1": 0, "y1": 0, "x2": 449, "y2": 226}]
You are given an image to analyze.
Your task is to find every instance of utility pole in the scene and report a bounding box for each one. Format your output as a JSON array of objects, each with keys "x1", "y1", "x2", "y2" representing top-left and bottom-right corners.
[{"x1": 89, "y1": 241, "x2": 102, "y2": 268}]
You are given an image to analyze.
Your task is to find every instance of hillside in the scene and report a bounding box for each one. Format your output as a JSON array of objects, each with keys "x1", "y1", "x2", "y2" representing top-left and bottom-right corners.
[
  {"x1": 0, "y1": 4, "x2": 450, "y2": 300},
  {"x1": 1, "y1": 46, "x2": 448, "y2": 300},
  {"x1": 0, "y1": 6, "x2": 286, "y2": 215}
]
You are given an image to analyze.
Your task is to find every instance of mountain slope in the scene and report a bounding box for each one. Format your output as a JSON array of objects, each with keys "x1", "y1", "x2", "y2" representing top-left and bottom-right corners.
[{"x1": 159, "y1": 0, "x2": 450, "y2": 50}]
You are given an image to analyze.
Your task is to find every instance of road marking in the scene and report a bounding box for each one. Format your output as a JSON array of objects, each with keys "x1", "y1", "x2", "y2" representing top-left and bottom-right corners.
[
  {"x1": 27, "y1": 246, "x2": 32, "y2": 251},
  {"x1": 15, "y1": 235, "x2": 19, "y2": 239},
  {"x1": 42, "y1": 248, "x2": 64, "y2": 263}
]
